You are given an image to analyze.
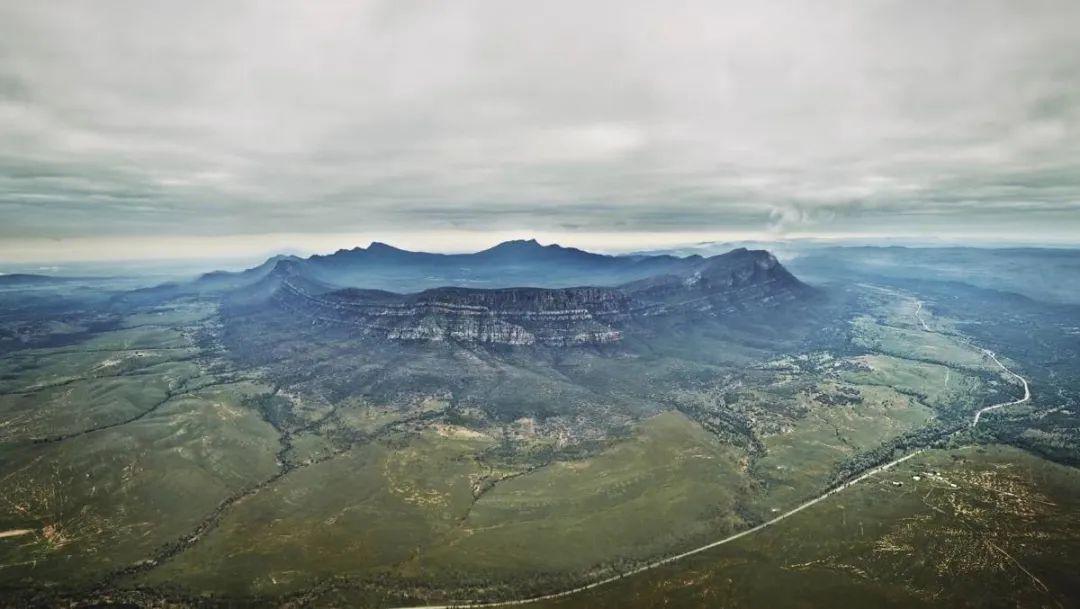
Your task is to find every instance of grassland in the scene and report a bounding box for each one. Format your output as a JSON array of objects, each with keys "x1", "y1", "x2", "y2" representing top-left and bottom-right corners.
[
  {"x1": 0, "y1": 380, "x2": 280, "y2": 585},
  {"x1": 416, "y1": 412, "x2": 751, "y2": 576},
  {"x1": 137, "y1": 426, "x2": 491, "y2": 595},
  {"x1": 135, "y1": 411, "x2": 751, "y2": 598},
  {"x1": 0, "y1": 359, "x2": 199, "y2": 442},
  {"x1": 532, "y1": 445, "x2": 1080, "y2": 609}
]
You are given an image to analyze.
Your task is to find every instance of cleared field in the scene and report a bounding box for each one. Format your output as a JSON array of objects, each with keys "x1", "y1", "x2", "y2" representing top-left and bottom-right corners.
[
  {"x1": 840, "y1": 354, "x2": 985, "y2": 414},
  {"x1": 750, "y1": 382, "x2": 934, "y2": 512},
  {"x1": 66, "y1": 325, "x2": 194, "y2": 351},
  {"x1": 118, "y1": 302, "x2": 217, "y2": 329},
  {"x1": 851, "y1": 317, "x2": 990, "y2": 371}
]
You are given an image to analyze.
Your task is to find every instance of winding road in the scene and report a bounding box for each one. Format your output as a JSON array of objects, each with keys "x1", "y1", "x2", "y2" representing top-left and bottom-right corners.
[
  {"x1": 914, "y1": 298, "x2": 1031, "y2": 426},
  {"x1": 972, "y1": 348, "x2": 1031, "y2": 427},
  {"x1": 391, "y1": 297, "x2": 1032, "y2": 609}
]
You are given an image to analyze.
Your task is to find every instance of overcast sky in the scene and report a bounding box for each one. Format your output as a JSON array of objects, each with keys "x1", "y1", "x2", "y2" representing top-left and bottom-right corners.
[{"x1": 1, "y1": 0, "x2": 1079, "y2": 261}]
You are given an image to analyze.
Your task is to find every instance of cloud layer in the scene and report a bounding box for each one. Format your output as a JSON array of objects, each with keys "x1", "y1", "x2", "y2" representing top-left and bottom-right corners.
[{"x1": 2, "y1": 0, "x2": 1079, "y2": 256}]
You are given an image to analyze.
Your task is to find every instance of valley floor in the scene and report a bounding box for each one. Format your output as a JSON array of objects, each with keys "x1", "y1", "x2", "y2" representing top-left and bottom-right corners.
[{"x1": 0, "y1": 283, "x2": 1078, "y2": 608}]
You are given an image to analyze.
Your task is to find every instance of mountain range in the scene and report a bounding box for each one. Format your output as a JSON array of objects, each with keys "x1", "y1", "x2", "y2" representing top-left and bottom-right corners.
[
  {"x1": 211, "y1": 240, "x2": 811, "y2": 347},
  {"x1": 200, "y1": 238, "x2": 709, "y2": 293}
]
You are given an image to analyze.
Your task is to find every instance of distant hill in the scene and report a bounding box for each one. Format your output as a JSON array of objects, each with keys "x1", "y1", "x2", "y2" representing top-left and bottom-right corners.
[
  {"x1": 786, "y1": 246, "x2": 1080, "y2": 305},
  {"x1": 226, "y1": 246, "x2": 812, "y2": 346},
  {"x1": 0, "y1": 273, "x2": 90, "y2": 287}
]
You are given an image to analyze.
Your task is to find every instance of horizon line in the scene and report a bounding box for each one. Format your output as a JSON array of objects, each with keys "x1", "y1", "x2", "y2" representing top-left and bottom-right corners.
[{"x1": 3, "y1": 230, "x2": 1080, "y2": 270}]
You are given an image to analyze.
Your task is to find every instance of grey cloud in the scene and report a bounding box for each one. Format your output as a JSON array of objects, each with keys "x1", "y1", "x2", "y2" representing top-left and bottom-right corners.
[{"x1": 1, "y1": 0, "x2": 1079, "y2": 248}]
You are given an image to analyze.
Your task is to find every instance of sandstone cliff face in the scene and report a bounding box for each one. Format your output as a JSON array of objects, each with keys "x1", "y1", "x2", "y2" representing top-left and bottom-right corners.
[
  {"x1": 265, "y1": 265, "x2": 626, "y2": 346},
  {"x1": 254, "y1": 249, "x2": 808, "y2": 346}
]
